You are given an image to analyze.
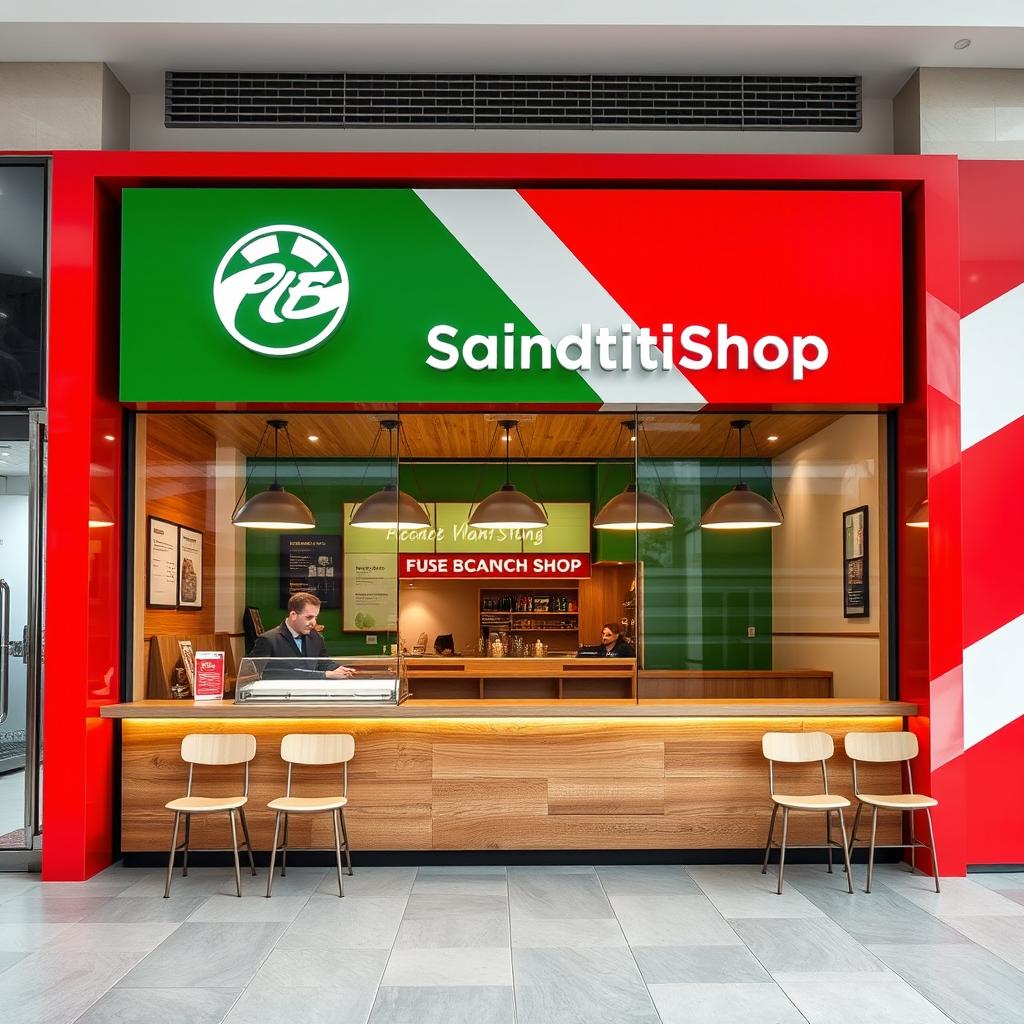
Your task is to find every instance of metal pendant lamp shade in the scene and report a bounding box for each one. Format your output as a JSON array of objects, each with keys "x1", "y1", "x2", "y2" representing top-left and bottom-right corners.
[
  {"x1": 594, "y1": 484, "x2": 673, "y2": 531},
  {"x1": 232, "y1": 419, "x2": 317, "y2": 530},
  {"x1": 89, "y1": 498, "x2": 115, "y2": 528},
  {"x1": 906, "y1": 498, "x2": 929, "y2": 528},
  {"x1": 700, "y1": 483, "x2": 782, "y2": 530},
  {"x1": 469, "y1": 483, "x2": 548, "y2": 529},
  {"x1": 350, "y1": 483, "x2": 432, "y2": 530}
]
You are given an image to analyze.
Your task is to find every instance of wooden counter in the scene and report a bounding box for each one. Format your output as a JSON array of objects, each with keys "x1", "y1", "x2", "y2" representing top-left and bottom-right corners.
[
  {"x1": 639, "y1": 669, "x2": 834, "y2": 700},
  {"x1": 106, "y1": 697, "x2": 914, "y2": 855}
]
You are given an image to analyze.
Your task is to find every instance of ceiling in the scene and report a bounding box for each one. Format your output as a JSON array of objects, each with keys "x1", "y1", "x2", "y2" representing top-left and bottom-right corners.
[{"x1": 182, "y1": 411, "x2": 841, "y2": 460}]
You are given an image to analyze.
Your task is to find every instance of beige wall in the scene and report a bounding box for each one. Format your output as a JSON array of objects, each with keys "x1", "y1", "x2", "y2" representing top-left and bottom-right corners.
[
  {"x1": 399, "y1": 581, "x2": 479, "y2": 656},
  {"x1": 0, "y1": 62, "x2": 128, "y2": 149},
  {"x1": 772, "y1": 415, "x2": 886, "y2": 699}
]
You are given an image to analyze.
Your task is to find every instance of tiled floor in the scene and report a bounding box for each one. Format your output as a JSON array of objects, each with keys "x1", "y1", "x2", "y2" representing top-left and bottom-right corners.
[{"x1": 0, "y1": 862, "x2": 1023, "y2": 1023}]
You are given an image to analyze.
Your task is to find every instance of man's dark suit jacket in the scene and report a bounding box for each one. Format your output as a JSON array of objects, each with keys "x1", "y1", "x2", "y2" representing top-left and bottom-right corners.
[{"x1": 248, "y1": 621, "x2": 339, "y2": 678}]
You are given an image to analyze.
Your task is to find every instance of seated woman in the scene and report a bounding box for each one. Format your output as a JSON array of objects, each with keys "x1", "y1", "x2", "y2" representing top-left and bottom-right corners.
[
  {"x1": 433, "y1": 633, "x2": 457, "y2": 656},
  {"x1": 599, "y1": 623, "x2": 635, "y2": 658}
]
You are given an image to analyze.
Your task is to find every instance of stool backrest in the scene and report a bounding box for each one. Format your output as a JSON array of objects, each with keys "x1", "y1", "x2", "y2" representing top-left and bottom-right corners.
[
  {"x1": 844, "y1": 731, "x2": 918, "y2": 763},
  {"x1": 762, "y1": 731, "x2": 834, "y2": 763},
  {"x1": 181, "y1": 733, "x2": 257, "y2": 765},
  {"x1": 281, "y1": 733, "x2": 355, "y2": 766}
]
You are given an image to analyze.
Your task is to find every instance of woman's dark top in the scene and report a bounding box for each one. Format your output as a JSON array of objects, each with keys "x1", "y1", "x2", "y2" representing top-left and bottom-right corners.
[{"x1": 602, "y1": 638, "x2": 635, "y2": 658}]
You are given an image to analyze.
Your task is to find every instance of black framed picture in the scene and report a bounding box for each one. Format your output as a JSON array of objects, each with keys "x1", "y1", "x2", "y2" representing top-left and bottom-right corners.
[
  {"x1": 280, "y1": 534, "x2": 341, "y2": 609},
  {"x1": 842, "y1": 505, "x2": 869, "y2": 618},
  {"x1": 146, "y1": 516, "x2": 179, "y2": 609},
  {"x1": 177, "y1": 526, "x2": 204, "y2": 610}
]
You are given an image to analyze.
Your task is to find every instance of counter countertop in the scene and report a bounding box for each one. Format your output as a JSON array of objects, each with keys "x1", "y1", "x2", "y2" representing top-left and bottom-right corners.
[{"x1": 101, "y1": 698, "x2": 916, "y2": 719}]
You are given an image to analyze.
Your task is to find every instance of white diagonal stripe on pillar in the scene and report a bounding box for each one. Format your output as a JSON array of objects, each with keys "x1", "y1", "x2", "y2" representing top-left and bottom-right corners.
[
  {"x1": 963, "y1": 610, "x2": 1024, "y2": 749},
  {"x1": 415, "y1": 188, "x2": 706, "y2": 408}
]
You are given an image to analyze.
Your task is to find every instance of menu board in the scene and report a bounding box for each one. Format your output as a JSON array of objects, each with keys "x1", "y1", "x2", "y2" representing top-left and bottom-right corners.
[
  {"x1": 178, "y1": 526, "x2": 203, "y2": 609},
  {"x1": 843, "y1": 505, "x2": 869, "y2": 618},
  {"x1": 280, "y1": 535, "x2": 341, "y2": 609},
  {"x1": 147, "y1": 516, "x2": 179, "y2": 608},
  {"x1": 342, "y1": 552, "x2": 398, "y2": 632}
]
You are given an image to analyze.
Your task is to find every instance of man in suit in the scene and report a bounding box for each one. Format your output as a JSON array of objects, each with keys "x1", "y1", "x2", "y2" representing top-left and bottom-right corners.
[{"x1": 249, "y1": 592, "x2": 355, "y2": 679}]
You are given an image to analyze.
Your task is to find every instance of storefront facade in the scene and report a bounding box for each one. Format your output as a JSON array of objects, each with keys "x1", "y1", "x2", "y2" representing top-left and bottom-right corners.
[{"x1": 42, "y1": 151, "x2": 967, "y2": 880}]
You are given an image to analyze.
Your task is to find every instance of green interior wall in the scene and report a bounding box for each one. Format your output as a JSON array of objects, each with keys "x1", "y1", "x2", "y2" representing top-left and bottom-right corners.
[{"x1": 243, "y1": 457, "x2": 772, "y2": 667}]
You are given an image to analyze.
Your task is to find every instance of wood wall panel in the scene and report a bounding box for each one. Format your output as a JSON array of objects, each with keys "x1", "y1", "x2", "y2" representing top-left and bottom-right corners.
[
  {"x1": 641, "y1": 673, "x2": 832, "y2": 700},
  {"x1": 121, "y1": 716, "x2": 903, "y2": 852}
]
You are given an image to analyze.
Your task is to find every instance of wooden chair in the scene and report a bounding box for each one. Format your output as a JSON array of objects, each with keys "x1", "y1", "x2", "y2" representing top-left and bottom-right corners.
[
  {"x1": 761, "y1": 731, "x2": 854, "y2": 895},
  {"x1": 267, "y1": 734, "x2": 355, "y2": 898},
  {"x1": 845, "y1": 731, "x2": 940, "y2": 894},
  {"x1": 164, "y1": 733, "x2": 258, "y2": 898}
]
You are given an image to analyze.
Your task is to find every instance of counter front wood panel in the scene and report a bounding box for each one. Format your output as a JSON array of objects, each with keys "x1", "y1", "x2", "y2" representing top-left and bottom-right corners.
[
  {"x1": 639, "y1": 670, "x2": 833, "y2": 700},
  {"x1": 120, "y1": 715, "x2": 905, "y2": 853}
]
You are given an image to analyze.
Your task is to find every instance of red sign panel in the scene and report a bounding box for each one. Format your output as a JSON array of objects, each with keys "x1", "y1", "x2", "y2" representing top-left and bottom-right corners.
[
  {"x1": 400, "y1": 553, "x2": 591, "y2": 580},
  {"x1": 194, "y1": 651, "x2": 225, "y2": 701}
]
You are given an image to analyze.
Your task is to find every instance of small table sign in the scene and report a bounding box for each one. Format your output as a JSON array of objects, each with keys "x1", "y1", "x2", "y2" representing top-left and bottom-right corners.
[{"x1": 194, "y1": 651, "x2": 225, "y2": 701}]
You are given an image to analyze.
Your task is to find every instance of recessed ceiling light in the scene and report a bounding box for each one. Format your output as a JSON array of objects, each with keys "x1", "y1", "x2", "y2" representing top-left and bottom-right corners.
[
  {"x1": 766, "y1": 435, "x2": 779, "y2": 442},
  {"x1": 954, "y1": 37, "x2": 971, "y2": 49},
  {"x1": 307, "y1": 434, "x2": 320, "y2": 442}
]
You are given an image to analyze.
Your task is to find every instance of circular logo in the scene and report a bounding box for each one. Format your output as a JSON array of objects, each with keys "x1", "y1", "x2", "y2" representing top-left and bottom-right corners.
[{"x1": 213, "y1": 224, "x2": 349, "y2": 357}]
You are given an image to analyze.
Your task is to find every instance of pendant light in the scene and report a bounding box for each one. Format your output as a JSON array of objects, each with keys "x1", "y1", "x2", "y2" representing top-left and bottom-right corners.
[
  {"x1": 594, "y1": 420, "x2": 674, "y2": 531},
  {"x1": 232, "y1": 419, "x2": 316, "y2": 530},
  {"x1": 349, "y1": 419, "x2": 431, "y2": 530},
  {"x1": 906, "y1": 498, "x2": 929, "y2": 528},
  {"x1": 700, "y1": 419, "x2": 783, "y2": 530},
  {"x1": 468, "y1": 420, "x2": 548, "y2": 529},
  {"x1": 89, "y1": 498, "x2": 115, "y2": 528}
]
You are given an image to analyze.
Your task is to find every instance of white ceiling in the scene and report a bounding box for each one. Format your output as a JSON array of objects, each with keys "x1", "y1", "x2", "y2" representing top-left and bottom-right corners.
[{"x1": 1, "y1": 7, "x2": 1024, "y2": 98}]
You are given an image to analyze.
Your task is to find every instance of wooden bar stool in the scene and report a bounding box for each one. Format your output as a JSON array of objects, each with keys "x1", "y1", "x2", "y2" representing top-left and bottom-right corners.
[
  {"x1": 164, "y1": 733, "x2": 258, "y2": 898},
  {"x1": 845, "y1": 731, "x2": 940, "y2": 894},
  {"x1": 761, "y1": 731, "x2": 854, "y2": 895},
  {"x1": 267, "y1": 734, "x2": 355, "y2": 898}
]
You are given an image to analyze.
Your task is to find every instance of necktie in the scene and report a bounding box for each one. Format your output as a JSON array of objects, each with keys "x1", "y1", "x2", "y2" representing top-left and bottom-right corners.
[{"x1": 295, "y1": 633, "x2": 306, "y2": 656}]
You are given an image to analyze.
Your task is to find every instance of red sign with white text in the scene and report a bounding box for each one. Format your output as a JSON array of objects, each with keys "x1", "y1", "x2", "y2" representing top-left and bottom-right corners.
[
  {"x1": 194, "y1": 651, "x2": 225, "y2": 701},
  {"x1": 400, "y1": 553, "x2": 591, "y2": 580}
]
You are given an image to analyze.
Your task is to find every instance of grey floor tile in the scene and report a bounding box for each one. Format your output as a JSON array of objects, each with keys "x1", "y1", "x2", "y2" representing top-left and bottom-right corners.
[
  {"x1": 998, "y1": 890, "x2": 1024, "y2": 908},
  {"x1": 382, "y1": 947, "x2": 512, "y2": 986},
  {"x1": 966, "y1": 872, "x2": 1024, "y2": 892},
  {"x1": 633, "y1": 944, "x2": 771, "y2": 984},
  {"x1": 611, "y1": 894, "x2": 743, "y2": 947},
  {"x1": 369, "y1": 984, "x2": 514, "y2": 1024},
  {"x1": 79, "y1": 896, "x2": 209, "y2": 924},
  {"x1": 513, "y1": 947, "x2": 660, "y2": 1024},
  {"x1": 648, "y1": 981, "x2": 806, "y2": 1024},
  {"x1": 509, "y1": 871, "x2": 615, "y2": 920},
  {"x1": 226, "y1": 984, "x2": 379, "y2": 1024},
  {"x1": 774, "y1": 971, "x2": 954, "y2": 1024},
  {"x1": 596, "y1": 864, "x2": 700, "y2": 897},
  {"x1": 249, "y1": 947, "x2": 388, "y2": 990},
  {"x1": 0, "y1": 893, "x2": 113, "y2": 923},
  {"x1": 119, "y1": 867, "x2": 301, "y2": 900},
  {"x1": 396, "y1": 893, "x2": 510, "y2": 949},
  {"x1": 75, "y1": 986, "x2": 241, "y2": 1024},
  {"x1": 117, "y1": 922, "x2": 285, "y2": 989},
  {"x1": 239, "y1": 867, "x2": 328, "y2": 899},
  {"x1": 511, "y1": 916, "x2": 627, "y2": 948},
  {"x1": 0, "y1": 951, "x2": 27, "y2": 975},
  {"x1": 316, "y1": 866, "x2": 417, "y2": 898},
  {"x1": 419, "y1": 865, "x2": 508, "y2": 875},
  {"x1": 869, "y1": 942, "x2": 1024, "y2": 1024},
  {"x1": 37, "y1": 878, "x2": 139, "y2": 898},
  {"x1": 873, "y1": 871, "x2": 1024, "y2": 918},
  {"x1": 0, "y1": 921, "x2": 76, "y2": 952},
  {"x1": 278, "y1": 894, "x2": 408, "y2": 949},
  {"x1": 689, "y1": 865, "x2": 828, "y2": 919},
  {"x1": 732, "y1": 917, "x2": 883, "y2": 973},
  {"x1": 507, "y1": 865, "x2": 597, "y2": 875},
  {"x1": 413, "y1": 868, "x2": 508, "y2": 896},
  {"x1": 0, "y1": 950, "x2": 141, "y2": 1024},
  {"x1": 187, "y1": 893, "x2": 310, "y2": 923},
  {"x1": 942, "y1": 914, "x2": 1024, "y2": 971},
  {"x1": 47, "y1": 922, "x2": 181, "y2": 953}
]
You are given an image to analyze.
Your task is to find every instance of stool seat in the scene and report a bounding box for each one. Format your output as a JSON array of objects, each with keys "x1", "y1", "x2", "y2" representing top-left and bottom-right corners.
[
  {"x1": 166, "y1": 795, "x2": 248, "y2": 813},
  {"x1": 856, "y1": 792, "x2": 938, "y2": 811},
  {"x1": 772, "y1": 793, "x2": 850, "y2": 811},
  {"x1": 268, "y1": 795, "x2": 348, "y2": 813}
]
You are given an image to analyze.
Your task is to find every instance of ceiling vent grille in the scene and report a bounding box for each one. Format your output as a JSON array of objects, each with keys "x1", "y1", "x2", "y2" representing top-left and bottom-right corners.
[{"x1": 165, "y1": 72, "x2": 861, "y2": 131}]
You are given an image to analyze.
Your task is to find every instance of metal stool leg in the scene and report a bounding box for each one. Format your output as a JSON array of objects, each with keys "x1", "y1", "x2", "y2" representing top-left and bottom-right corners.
[
  {"x1": 229, "y1": 809, "x2": 242, "y2": 897},
  {"x1": 163, "y1": 811, "x2": 181, "y2": 899},
  {"x1": 339, "y1": 809, "x2": 353, "y2": 875},
  {"x1": 182, "y1": 814, "x2": 191, "y2": 877},
  {"x1": 908, "y1": 805, "x2": 917, "y2": 872},
  {"x1": 826, "y1": 810, "x2": 834, "y2": 873},
  {"x1": 332, "y1": 809, "x2": 345, "y2": 897},
  {"x1": 266, "y1": 812, "x2": 282, "y2": 898},
  {"x1": 761, "y1": 803, "x2": 779, "y2": 875},
  {"x1": 866, "y1": 806, "x2": 879, "y2": 893},
  {"x1": 777, "y1": 808, "x2": 790, "y2": 895},
  {"x1": 849, "y1": 802, "x2": 864, "y2": 866},
  {"x1": 281, "y1": 813, "x2": 289, "y2": 876},
  {"x1": 924, "y1": 808, "x2": 941, "y2": 894},
  {"x1": 837, "y1": 808, "x2": 854, "y2": 894},
  {"x1": 238, "y1": 808, "x2": 257, "y2": 876}
]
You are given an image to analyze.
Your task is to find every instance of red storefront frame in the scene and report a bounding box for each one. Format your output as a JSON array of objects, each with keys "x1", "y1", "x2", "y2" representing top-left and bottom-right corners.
[{"x1": 43, "y1": 151, "x2": 961, "y2": 880}]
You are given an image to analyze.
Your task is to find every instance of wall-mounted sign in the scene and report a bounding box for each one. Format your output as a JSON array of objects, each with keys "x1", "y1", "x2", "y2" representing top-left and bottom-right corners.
[
  {"x1": 178, "y1": 526, "x2": 204, "y2": 610},
  {"x1": 121, "y1": 188, "x2": 903, "y2": 407},
  {"x1": 147, "y1": 516, "x2": 179, "y2": 608},
  {"x1": 399, "y1": 553, "x2": 591, "y2": 580},
  {"x1": 843, "y1": 505, "x2": 869, "y2": 618},
  {"x1": 280, "y1": 534, "x2": 340, "y2": 609},
  {"x1": 342, "y1": 552, "x2": 397, "y2": 633}
]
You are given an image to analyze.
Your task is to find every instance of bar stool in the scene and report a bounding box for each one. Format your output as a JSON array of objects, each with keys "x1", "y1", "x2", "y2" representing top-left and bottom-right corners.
[
  {"x1": 845, "y1": 731, "x2": 940, "y2": 894},
  {"x1": 761, "y1": 731, "x2": 854, "y2": 895},
  {"x1": 164, "y1": 733, "x2": 258, "y2": 898},
  {"x1": 267, "y1": 733, "x2": 355, "y2": 898}
]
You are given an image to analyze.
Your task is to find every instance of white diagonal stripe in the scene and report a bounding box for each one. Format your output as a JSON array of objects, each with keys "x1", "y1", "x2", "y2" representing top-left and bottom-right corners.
[
  {"x1": 963, "y1": 611, "x2": 1024, "y2": 749},
  {"x1": 415, "y1": 188, "x2": 706, "y2": 407},
  {"x1": 961, "y1": 281, "x2": 1024, "y2": 450}
]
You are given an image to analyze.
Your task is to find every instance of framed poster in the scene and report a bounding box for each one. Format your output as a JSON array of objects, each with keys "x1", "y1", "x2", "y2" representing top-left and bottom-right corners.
[
  {"x1": 178, "y1": 526, "x2": 204, "y2": 609},
  {"x1": 280, "y1": 535, "x2": 341, "y2": 609},
  {"x1": 147, "y1": 516, "x2": 179, "y2": 608},
  {"x1": 843, "y1": 505, "x2": 869, "y2": 618}
]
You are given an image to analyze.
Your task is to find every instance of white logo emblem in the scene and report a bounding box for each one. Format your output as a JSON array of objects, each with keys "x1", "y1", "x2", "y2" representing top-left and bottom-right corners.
[{"x1": 213, "y1": 224, "x2": 349, "y2": 357}]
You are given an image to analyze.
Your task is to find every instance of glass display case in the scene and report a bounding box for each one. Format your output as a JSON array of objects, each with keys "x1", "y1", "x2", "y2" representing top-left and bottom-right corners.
[{"x1": 234, "y1": 655, "x2": 407, "y2": 706}]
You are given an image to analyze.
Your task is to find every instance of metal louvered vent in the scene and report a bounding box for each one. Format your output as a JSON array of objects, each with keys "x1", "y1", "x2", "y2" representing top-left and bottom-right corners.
[{"x1": 165, "y1": 72, "x2": 861, "y2": 131}]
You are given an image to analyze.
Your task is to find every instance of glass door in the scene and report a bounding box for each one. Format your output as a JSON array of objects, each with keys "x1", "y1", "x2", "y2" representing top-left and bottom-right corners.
[{"x1": 0, "y1": 412, "x2": 44, "y2": 868}]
